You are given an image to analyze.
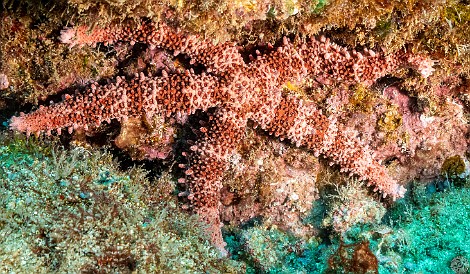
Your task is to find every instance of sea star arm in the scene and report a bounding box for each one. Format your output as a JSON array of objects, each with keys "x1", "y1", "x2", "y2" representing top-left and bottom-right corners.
[
  {"x1": 9, "y1": 71, "x2": 224, "y2": 136},
  {"x1": 251, "y1": 93, "x2": 406, "y2": 200},
  {"x1": 60, "y1": 19, "x2": 434, "y2": 83},
  {"x1": 299, "y1": 36, "x2": 434, "y2": 85},
  {"x1": 184, "y1": 105, "x2": 248, "y2": 254},
  {"x1": 60, "y1": 21, "x2": 245, "y2": 74}
]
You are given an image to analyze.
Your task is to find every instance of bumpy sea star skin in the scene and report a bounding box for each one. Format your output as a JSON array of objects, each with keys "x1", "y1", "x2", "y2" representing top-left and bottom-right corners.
[{"x1": 10, "y1": 20, "x2": 434, "y2": 253}]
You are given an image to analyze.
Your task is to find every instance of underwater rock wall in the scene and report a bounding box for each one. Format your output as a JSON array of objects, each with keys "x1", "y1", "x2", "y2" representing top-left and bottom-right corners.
[{"x1": 0, "y1": 0, "x2": 469, "y2": 273}]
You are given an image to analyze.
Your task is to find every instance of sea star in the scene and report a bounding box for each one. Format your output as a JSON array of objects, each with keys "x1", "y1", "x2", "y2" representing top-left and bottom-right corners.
[{"x1": 10, "y1": 20, "x2": 433, "y2": 253}]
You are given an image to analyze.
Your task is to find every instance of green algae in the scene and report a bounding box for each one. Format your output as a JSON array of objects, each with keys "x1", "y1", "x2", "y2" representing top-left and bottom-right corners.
[{"x1": 0, "y1": 134, "x2": 242, "y2": 273}]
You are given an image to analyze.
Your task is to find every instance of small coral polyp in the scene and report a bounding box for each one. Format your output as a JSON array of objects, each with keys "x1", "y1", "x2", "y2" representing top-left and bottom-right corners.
[{"x1": 10, "y1": 19, "x2": 435, "y2": 253}]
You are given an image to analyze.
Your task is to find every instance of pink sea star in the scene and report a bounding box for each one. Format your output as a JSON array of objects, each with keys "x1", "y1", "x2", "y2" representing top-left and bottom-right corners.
[{"x1": 10, "y1": 20, "x2": 434, "y2": 253}]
